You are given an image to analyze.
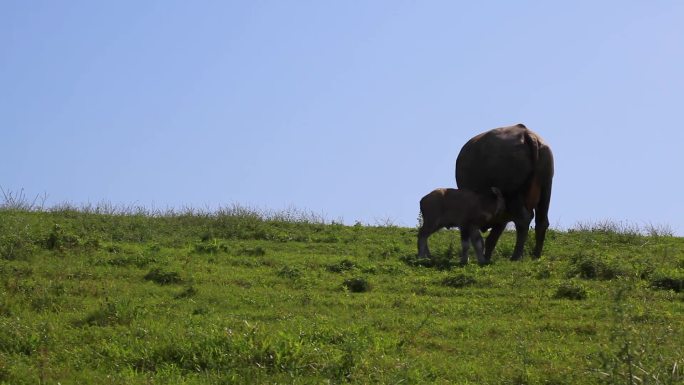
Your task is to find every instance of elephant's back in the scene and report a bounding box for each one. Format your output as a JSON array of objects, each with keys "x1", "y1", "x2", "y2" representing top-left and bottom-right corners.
[{"x1": 456, "y1": 124, "x2": 539, "y2": 194}]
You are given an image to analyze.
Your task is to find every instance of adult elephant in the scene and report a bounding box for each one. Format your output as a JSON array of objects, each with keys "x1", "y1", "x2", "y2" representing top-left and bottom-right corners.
[{"x1": 455, "y1": 124, "x2": 554, "y2": 261}]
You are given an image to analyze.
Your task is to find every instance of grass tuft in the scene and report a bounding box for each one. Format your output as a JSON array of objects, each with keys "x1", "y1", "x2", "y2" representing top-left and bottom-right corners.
[
  {"x1": 77, "y1": 300, "x2": 137, "y2": 327},
  {"x1": 553, "y1": 281, "x2": 588, "y2": 300},
  {"x1": 277, "y1": 265, "x2": 303, "y2": 280},
  {"x1": 0, "y1": 234, "x2": 35, "y2": 261},
  {"x1": 343, "y1": 277, "x2": 371, "y2": 293},
  {"x1": 194, "y1": 239, "x2": 230, "y2": 254},
  {"x1": 45, "y1": 224, "x2": 81, "y2": 251},
  {"x1": 144, "y1": 268, "x2": 183, "y2": 285},
  {"x1": 238, "y1": 246, "x2": 267, "y2": 256},
  {"x1": 566, "y1": 252, "x2": 626, "y2": 280},
  {"x1": 441, "y1": 272, "x2": 477, "y2": 288},
  {"x1": 401, "y1": 254, "x2": 460, "y2": 270},
  {"x1": 174, "y1": 286, "x2": 198, "y2": 299},
  {"x1": 327, "y1": 259, "x2": 357, "y2": 273},
  {"x1": 649, "y1": 271, "x2": 684, "y2": 292}
]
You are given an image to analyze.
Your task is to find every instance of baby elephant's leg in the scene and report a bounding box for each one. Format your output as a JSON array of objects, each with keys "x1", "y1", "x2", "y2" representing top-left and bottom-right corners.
[
  {"x1": 417, "y1": 224, "x2": 437, "y2": 258},
  {"x1": 459, "y1": 228, "x2": 471, "y2": 265},
  {"x1": 469, "y1": 229, "x2": 487, "y2": 265}
]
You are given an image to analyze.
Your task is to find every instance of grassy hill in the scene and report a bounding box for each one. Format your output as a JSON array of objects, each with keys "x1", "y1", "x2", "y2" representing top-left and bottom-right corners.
[{"x1": 0, "y1": 206, "x2": 683, "y2": 384}]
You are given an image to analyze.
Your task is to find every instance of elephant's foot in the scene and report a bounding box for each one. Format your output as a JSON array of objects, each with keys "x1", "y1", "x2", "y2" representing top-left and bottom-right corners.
[{"x1": 477, "y1": 257, "x2": 492, "y2": 266}]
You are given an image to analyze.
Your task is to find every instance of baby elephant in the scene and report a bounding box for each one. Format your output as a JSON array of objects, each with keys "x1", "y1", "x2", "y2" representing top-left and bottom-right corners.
[{"x1": 418, "y1": 187, "x2": 504, "y2": 265}]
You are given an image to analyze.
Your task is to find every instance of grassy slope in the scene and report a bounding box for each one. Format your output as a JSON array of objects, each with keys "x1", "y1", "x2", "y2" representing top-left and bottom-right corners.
[{"x1": 0, "y1": 209, "x2": 683, "y2": 384}]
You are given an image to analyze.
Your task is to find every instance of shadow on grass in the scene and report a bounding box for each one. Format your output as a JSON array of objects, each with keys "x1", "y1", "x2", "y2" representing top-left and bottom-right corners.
[{"x1": 400, "y1": 254, "x2": 466, "y2": 270}]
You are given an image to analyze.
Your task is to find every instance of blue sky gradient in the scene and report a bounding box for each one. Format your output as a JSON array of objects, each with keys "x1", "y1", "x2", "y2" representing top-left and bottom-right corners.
[{"x1": 2, "y1": 1, "x2": 683, "y2": 233}]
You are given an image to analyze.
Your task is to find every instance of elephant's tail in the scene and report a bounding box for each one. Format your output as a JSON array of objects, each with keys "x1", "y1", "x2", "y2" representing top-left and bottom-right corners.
[
  {"x1": 523, "y1": 128, "x2": 539, "y2": 165},
  {"x1": 522, "y1": 127, "x2": 541, "y2": 211}
]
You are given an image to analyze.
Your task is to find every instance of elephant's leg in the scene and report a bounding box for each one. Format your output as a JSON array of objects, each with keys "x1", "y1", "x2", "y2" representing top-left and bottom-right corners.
[
  {"x1": 511, "y1": 207, "x2": 534, "y2": 261},
  {"x1": 459, "y1": 228, "x2": 471, "y2": 265},
  {"x1": 511, "y1": 221, "x2": 530, "y2": 261},
  {"x1": 533, "y1": 180, "x2": 553, "y2": 259},
  {"x1": 533, "y1": 216, "x2": 549, "y2": 259},
  {"x1": 507, "y1": 193, "x2": 533, "y2": 261},
  {"x1": 483, "y1": 223, "x2": 506, "y2": 261},
  {"x1": 469, "y1": 229, "x2": 487, "y2": 265},
  {"x1": 417, "y1": 228, "x2": 429, "y2": 258}
]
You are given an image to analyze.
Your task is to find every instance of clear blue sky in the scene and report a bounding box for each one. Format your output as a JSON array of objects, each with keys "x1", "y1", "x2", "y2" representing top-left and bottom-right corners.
[{"x1": 2, "y1": 1, "x2": 683, "y2": 234}]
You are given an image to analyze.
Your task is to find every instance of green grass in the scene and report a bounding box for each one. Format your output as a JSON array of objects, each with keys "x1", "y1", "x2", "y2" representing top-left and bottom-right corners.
[{"x1": 0, "y1": 206, "x2": 683, "y2": 384}]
